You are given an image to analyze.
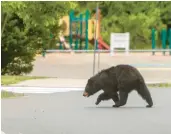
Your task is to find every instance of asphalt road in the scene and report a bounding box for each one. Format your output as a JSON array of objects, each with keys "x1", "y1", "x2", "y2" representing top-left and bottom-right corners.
[{"x1": 2, "y1": 88, "x2": 171, "y2": 134}]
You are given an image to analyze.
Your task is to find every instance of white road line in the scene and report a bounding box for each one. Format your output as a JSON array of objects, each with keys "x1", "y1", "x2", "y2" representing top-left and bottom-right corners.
[{"x1": 1, "y1": 87, "x2": 84, "y2": 93}]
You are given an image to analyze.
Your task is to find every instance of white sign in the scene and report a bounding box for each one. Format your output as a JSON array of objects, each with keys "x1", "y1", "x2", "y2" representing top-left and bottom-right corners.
[{"x1": 110, "y1": 32, "x2": 130, "y2": 56}]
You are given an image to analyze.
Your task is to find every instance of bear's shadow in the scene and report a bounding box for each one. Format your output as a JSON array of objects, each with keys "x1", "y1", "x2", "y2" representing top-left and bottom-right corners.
[{"x1": 85, "y1": 106, "x2": 153, "y2": 109}]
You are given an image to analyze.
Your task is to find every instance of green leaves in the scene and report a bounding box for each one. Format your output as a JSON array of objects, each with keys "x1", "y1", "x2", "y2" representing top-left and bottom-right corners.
[
  {"x1": 2, "y1": 1, "x2": 78, "y2": 37},
  {"x1": 80, "y1": 1, "x2": 171, "y2": 49},
  {"x1": 1, "y1": 1, "x2": 78, "y2": 75}
]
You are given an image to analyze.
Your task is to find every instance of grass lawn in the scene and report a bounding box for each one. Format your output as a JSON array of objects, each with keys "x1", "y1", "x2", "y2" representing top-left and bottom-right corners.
[
  {"x1": 148, "y1": 83, "x2": 171, "y2": 88},
  {"x1": 1, "y1": 90, "x2": 24, "y2": 99},
  {"x1": 1, "y1": 75, "x2": 48, "y2": 86},
  {"x1": 1, "y1": 75, "x2": 48, "y2": 99}
]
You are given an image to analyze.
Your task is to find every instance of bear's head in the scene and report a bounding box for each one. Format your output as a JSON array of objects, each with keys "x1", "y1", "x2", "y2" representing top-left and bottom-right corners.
[{"x1": 83, "y1": 70, "x2": 108, "y2": 97}]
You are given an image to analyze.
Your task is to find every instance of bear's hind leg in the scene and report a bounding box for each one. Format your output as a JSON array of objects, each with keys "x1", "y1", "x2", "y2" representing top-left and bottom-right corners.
[{"x1": 137, "y1": 83, "x2": 153, "y2": 108}]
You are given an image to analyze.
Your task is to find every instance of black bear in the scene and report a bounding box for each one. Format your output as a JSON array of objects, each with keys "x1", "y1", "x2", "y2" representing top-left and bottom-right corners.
[{"x1": 83, "y1": 64, "x2": 153, "y2": 108}]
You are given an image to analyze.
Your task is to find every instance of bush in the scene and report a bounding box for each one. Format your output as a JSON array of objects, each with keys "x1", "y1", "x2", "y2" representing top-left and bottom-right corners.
[{"x1": 1, "y1": 13, "x2": 35, "y2": 75}]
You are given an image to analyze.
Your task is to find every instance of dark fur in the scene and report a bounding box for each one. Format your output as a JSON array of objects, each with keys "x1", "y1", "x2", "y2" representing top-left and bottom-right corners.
[{"x1": 83, "y1": 64, "x2": 153, "y2": 108}]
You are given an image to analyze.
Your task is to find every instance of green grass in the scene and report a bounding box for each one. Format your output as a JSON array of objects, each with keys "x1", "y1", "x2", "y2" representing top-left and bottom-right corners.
[
  {"x1": 1, "y1": 75, "x2": 49, "y2": 99},
  {"x1": 147, "y1": 83, "x2": 171, "y2": 88},
  {"x1": 1, "y1": 90, "x2": 24, "y2": 99},
  {"x1": 1, "y1": 75, "x2": 48, "y2": 86}
]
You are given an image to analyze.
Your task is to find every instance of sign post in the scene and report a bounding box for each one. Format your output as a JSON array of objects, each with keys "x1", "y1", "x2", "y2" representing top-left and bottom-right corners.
[{"x1": 92, "y1": 3, "x2": 99, "y2": 75}]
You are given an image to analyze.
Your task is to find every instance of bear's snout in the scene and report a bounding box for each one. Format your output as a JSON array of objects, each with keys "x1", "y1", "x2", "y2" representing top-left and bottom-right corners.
[{"x1": 83, "y1": 92, "x2": 89, "y2": 97}]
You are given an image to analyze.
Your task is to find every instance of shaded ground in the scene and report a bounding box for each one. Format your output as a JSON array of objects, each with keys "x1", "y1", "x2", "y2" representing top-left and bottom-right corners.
[{"x1": 2, "y1": 88, "x2": 171, "y2": 134}]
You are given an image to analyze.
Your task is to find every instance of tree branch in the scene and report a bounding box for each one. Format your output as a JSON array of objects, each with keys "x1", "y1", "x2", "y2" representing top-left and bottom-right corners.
[{"x1": 1, "y1": 13, "x2": 9, "y2": 35}]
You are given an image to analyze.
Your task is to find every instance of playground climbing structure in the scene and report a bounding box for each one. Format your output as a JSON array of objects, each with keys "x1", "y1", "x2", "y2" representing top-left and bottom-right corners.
[{"x1": 59, "y1": 9, "x2": 109, "y2": 50}]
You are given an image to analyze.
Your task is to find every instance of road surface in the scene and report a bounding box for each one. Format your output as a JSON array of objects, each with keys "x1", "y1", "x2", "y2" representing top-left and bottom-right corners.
[{"x1": 2, "y1": 88, "x2": 171, "y2": 134}]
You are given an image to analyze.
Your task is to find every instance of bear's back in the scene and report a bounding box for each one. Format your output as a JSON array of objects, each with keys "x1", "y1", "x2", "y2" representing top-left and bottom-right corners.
[{"x1": 114, "y1": 64, "x2": 145, "y2": 82}]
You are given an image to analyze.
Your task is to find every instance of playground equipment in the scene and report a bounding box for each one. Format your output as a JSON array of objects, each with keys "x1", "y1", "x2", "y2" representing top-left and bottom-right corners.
[
  {"x1": 59, "y1": 35, "x2": 70, "y2": 50},
  {"x1": 170, "y1": 29, "x2": 171, "y2": 55},
  {"x1": 59, "y1": 9, "x2": 109, "y2": 50},
  {"x1": 152, "y1": 28, "x2": 171, "y2": 55},
  {"x1": 69, "y1": 10, "x2": 90, "y2": 50}
]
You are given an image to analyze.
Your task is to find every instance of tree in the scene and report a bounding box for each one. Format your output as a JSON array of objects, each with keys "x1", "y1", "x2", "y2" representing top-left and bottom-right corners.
[
  {"x1": 1, "y1": 1, "x2": 78, "y2": 75},
  {"x1": 77, "y1": 1, "x2": 171, "y2": 49},
  {"x1": 1, "y1": 13, "x2": 35, "y2": 75}
]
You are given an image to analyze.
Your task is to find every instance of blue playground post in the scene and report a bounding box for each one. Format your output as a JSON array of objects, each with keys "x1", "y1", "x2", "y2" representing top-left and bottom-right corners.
[
  {"x1": 69, "y1": 10, "x2": 74, "y2": 49},
  {"x1": 75, "y1": 28, "x2": 79, "y2": 50},
  {"x1": 59, "y1": 41, "x2": 63, "y2": 50},
  {"x1": 161, "y1": 28, "x2": 167, "y2": 55},
  {"x1": 96, "y1": 39, "x2": 98, "y2": 50},
  {"x1": 42, "y1": 41, "x2": 46, "y2": 58},
  {"x1": 79, "y1": 13, "x2": 83, "y2": 49},
  {"x1": 42, "y1": 48, "x2": 45, "y2": 57},
  {"x1": 169, "y1": 28, "x2": 171, "y2": 55},
  {"x1": 85, "y1": 10, "x2": 90, "y2": 50},
  {"x1": 152, "y1": 28, "x2": 156, "y2": 55}
]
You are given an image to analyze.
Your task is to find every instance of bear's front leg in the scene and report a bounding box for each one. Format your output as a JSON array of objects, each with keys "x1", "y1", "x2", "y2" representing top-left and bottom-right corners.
[
  {"x1": 95, "y1": 92, "x2": 111, "y2": 105},
  {"x1": 111, "y1": 92, "x2": 120, "y2": 105},
  {"x1": 113, "y1": 90, "x2": 128, "y2": 107}
]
